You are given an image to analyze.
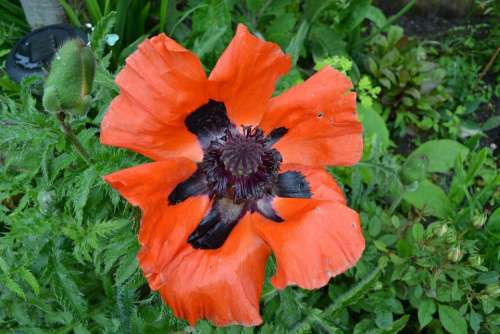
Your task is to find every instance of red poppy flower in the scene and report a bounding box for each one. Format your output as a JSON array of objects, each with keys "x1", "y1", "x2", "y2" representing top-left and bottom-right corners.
[{"x1": 101, "y1": 24, "x2": 364, "y2": 327}]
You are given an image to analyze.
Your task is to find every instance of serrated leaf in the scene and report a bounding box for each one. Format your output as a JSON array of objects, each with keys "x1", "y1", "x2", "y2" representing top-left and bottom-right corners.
[
  {"x1": 73, "y1": 166, "x2": 98, "y2": 221},
  {"x1": 438, "y1": 305, "x2": 467, "y2": 334},
  {"x1": 326, "y1": 261, "x2": 386, "y2": 315},
  {"x1": 0, "y1": 256, "x2": 9, "y2": 273},
  {"x1": 286, "y1": 21, "x2": 310, "y2": 66},
  {"x1": 90, "y1": 11, "x2": 117, "y2": 57},
  {"x1": 19, "y1": 268, "x2": 40, "y2": 295},
  {"x1": 4, "y1": 276, "x2": 26, "y2": 299},
  {"x1": 54, "y1": 260, "x2": 88, "y2": 315},
  {"x1": 115, "y1": 253, "x2": 138, "y2": 286}
]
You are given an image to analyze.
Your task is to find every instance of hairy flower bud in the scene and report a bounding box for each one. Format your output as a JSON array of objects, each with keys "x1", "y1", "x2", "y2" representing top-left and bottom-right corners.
[
  {"x1": 42, "y1": 39, "x2": 95, "y2": 115},
  {"x1": 447, "y1": 246, "x2": 463, "y2": 262}
]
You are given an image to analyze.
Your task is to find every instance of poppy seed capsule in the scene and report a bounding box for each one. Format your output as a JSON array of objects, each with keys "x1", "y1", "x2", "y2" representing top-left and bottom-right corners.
[{"x1": 42, "y1": 39, "x2": 95, "y2": 115}]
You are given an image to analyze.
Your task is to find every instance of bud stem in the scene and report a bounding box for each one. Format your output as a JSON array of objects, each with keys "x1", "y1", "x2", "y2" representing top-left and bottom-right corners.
[{"x1": 57, "y1": 112, "x2": 92, "y2": 165}]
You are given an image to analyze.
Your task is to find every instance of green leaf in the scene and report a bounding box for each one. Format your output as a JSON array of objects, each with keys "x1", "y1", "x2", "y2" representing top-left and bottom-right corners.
[
  {"x1": 0, "y1": 256, "x2": 9, "y2": 273},
  {"x1": 368, "y1": 315, "x2": 409, "y2": 334},
  {"x1": 438, "y1": 305, "x2": 467, "y2": 334},
  {"x1": 73, "y1": 166, "x2": 99, "y2": 222},
  {"x1": 326, "y1": 260, "x2": 386, "y2": 315},
  {"x1": 411, "y1": 223, "x2": 425, "y2": 242},
  {"x1": 159, "y1": 0, "x2": 169, "y2": 33},
  {"x1": 482, "y1": 115, "x2": 500, "y2": 131},
  {"x1": 19, "y1": 268, "x2": 40, "y2": 295},
  {"x1": 115, "y1": 253, "x2": 138, "y2": 286},
  {"x1": 90, "y1": 11, "x2": 117, "y2": 58},
  {"x1": 4, "y1": 276, "x2": 26, "y2": 299},
  {"x1": 193, "y1": 25, "x2": 227, "y2": 60},
  {"x1": 403, "y1": 180, "x2": 452, "y2": 218},
  {"x1": 54, "y1": 259, "x2": 88, "y2": 315},
  {"x1": 358, "y1": 103, "x2": 390, "y2": 151},
  {"x1": 418, "y1": 299, "x2": 436, "y2": 329},
  {"x1": 486, "y1": 207, "x2": 500, "y2": 240},
  {"x1": 286, "y1": 21, "x2": 310, "y2": 66},
  {"x1": 405, "y1": 140, "x2": 469, "y2": 174}
]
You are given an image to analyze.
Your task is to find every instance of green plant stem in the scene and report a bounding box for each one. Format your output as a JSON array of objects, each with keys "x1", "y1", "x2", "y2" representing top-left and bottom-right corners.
[
  {"x1": 357, "y1": 0, "x2": 417, "y2": 47},
  {"x1": 57, "y1": 112, "x2": 92, "y2": 165}
]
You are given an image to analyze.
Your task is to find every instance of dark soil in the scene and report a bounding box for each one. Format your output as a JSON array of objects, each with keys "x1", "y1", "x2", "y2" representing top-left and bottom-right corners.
[{"x1": 385, "y1": 9, "x2": 500, "y2": 157}]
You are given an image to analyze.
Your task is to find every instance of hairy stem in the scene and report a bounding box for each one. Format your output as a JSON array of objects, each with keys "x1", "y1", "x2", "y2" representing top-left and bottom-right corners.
[{"x1": 57, "y1": 112, "x2": 92, "y2": 165}]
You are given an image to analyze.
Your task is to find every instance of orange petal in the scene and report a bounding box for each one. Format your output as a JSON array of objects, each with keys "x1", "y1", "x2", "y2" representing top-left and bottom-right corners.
[
  {"x1": 158, "y1": 214, "x2": 271, "y2": 327},
  {"x1": 101, "y1": 34, "x2": 208, "y2": 161},
  {"x1": 104, "y1": 159, "x2": 210, "y2": 289},
  {"x1": 253, "y1": 199, "x2": 365, "y2": 290},
  {"x1": 280, "y1": 164, "x2": 347, "y2": 204},
  {"x1": 260, "y1": 67, "x2": 363, "y2": 167},
  {"x1": 208, "y1": 24, "x2": 291, "y2": 127},
  {"x1": 105, "y1": 161, "x2": 271, "y2": 326}
]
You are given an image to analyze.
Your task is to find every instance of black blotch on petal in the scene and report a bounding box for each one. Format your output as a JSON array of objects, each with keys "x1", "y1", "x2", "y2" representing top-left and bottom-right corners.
[
  {"x1": 185, "y1": 99, "x2": 231, "y2": 147},
  {"x1": 276, "y1": 171, "x2": 312, "y2": 198},
  {"x1": 255, "y1": 197, "x2": 283, "y2": 222},
  {"x1": 168, "y1": 168, "x2": 208, "y2": 205},
  {"x1": 266, "y1": 127, "x2": 288, "y2": 146},
  {"x1": 188, "y1": 198, "x2": 246, "y2": 249}
]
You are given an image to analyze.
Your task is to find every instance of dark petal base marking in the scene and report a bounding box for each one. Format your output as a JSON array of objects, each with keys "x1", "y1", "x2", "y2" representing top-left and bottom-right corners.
[
  {"x1": 167, "y1": 103, "x2": 308, "y2": 249},
  {"x1": 276, "y1": 171, "x2": 312, "y2": 198},
  {"x1": 168, "y1": 168, "x2": 208, "y2": 205},
  {"x1": 266, "y1": 127, "x2": 288, "y2": 146},
  {"x1": 185, "y1": 99, "x2": 232, "y2": 148},
  {"x1": 253, "y1": 197, "x2": 283, "y2": 222},
  {"x1": 188, "y1": 198, "x2": 246, "y2": 249}
]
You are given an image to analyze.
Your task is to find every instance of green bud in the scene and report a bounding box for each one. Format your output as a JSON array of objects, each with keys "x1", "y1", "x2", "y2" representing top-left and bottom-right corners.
[
  {"x1": 447, "y1": 246, "x2": 463, "y2": 262},
  {"x1": 434, "y1": 223, "x2": 448, "y2": 237},
  {"x1": 400, "y1": 154, "x2": 428, "y2": 185},
  {"x1": 485, "y1": 284, "x2": 500, "y2": 298},
  {"x1": 468, "y1": 254, "x2": 483, "y2": 267},
  {"x1": 472, "y1": 213, "x2": 487, "y2": 229},
  {"x1": 444, "y1": 228, "x2": 457, "y2": 244},
  {"x1": 43, "y1": 39, "x2": 95, "y2": 115}
]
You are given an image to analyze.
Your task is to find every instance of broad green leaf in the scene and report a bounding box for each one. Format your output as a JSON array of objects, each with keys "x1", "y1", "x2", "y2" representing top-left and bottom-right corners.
[
  {"x1": 403, "y1": 180, "x2": 452, "y2": 218},
  {"x1": 418, "y1": 299, "x2": 436, "y2": 329},
  {"x1": 411, "y1": 223, "x2": 425, "y2": 242},
  {"x1": 367, "y1": 315, "x2": 409, "y2": 334},
  {"x1": 406, "y1": 140, "x2": 469, "y2": 174},
  {"x1": 358, "y1": 103, "x2": 390, "y2": 151},
  {"x1": 486, "y1": 207, "x2": 500, "y2": 240},
  {"x1": 438, "y1": 305, "x2": 467, "y2": 334}
]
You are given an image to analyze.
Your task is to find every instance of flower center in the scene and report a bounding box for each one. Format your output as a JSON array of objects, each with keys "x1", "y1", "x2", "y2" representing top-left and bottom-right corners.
[{"x1": 201, "y1": 126, "x2": 282, "y2": 203}]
